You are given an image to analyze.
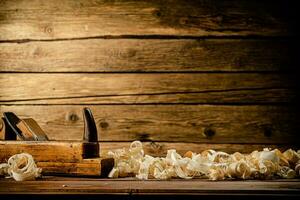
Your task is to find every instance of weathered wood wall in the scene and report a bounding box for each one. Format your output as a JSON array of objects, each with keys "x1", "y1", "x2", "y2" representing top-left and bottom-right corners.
[{"x1": 0, "y1": 0, "x2": 299, "y2": 156}]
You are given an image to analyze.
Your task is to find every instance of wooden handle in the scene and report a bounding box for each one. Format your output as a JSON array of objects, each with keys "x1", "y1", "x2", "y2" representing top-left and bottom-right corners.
[
  {"x1": 83, "y1": 107, "x2": 98, "y2": 142},
  {"x1": 17, "y1": 118, "x2": 48, "y2": 141},
  {"x1": 0, "y1": 117, "x2": 17, "y2": 141},
  {"x1": 82, "y1": 108, "x2": 99, "y2": 158},
  {"x1": 0, "y1": 118, "x2": 5, "y2": 140}
]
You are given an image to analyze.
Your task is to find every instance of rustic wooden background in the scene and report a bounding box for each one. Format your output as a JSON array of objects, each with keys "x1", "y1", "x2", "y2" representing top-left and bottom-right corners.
[{"x1": 0, "y1": 0, "x2": 299, "y2": 156}]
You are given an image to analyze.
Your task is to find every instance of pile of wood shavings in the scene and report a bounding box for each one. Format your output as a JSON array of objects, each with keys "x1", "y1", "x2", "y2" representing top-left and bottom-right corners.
[
  {"x1": 0, "y1": 153, "x2": 42, "y2": 181},
  {"x1": 106, "y1": 141, "x2": 300, "y2": 180}
]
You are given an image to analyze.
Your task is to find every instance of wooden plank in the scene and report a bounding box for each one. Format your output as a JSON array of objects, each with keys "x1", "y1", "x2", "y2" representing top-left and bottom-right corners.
[
  {"x1": 100, "y1": 142, "x2": 300, "y2": 157},
  {"x1": 0, "y1": 177, "x2": 299, "y2": 196},
  {"x1": 0, "y1": 105, "x2": 298, "y2": 144},
  {"x1": 0, "y1": 73, "x2": 295, "y2": 104},
  {"x1": 0, "y1": 39, "x2": 294, "y2": 72},
  {"x1": 0, "y1": 140, "x2": 114, "y2": 176},
  {"x1": 37, "y1": 158, "x2": 114, "y2": 177},
  {"x1": 0, "y1": 0, "x2": 294, "y2": 40},
  {"x1": 0, "y1": 118, "x2": 7, "y2": 140},
  {"x1": 0, "y1": 141, "x2": 85, "y2": 162}
]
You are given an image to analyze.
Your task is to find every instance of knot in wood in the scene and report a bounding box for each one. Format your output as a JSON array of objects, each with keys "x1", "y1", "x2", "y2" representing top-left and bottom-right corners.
[
  {"x1": 263, "y1": 125, "x2": 273, "y2": 137},
  {"x1": 153, "y1": 9, "x2": 162, "y2": 17},
  {"x1": 203, "y1": 127, "x2": 216, "y2": 138},
  {"x1": 138, "y1": 133, "x2": 150, "y2": 141},
  {"x1": 99, "y1": 121, "x2": 109, "y2": 129},
  {"x1": 44, "y1": 26, "x2": 53, "y2": 34},
  {"x1": 179, "y1": 17, "x2": 189, "y2": 25},
  {"x1": 68, "y1": 113, "x2": 79, "y2": 122}
]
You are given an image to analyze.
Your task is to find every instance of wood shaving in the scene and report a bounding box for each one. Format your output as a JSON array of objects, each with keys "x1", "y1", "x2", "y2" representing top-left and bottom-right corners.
[
  {"x1": 107, "y1": 141, "x2": 300, "y2": 180},
  {"x1": 295, "y1": 160, "x2": 300, "y2": 176},
  {"x1": 0, "y1": 163, "x2": 9, "y2": 176},
  {"x1": 0, "y1": 153, "x2": 41, "y2": 181}
]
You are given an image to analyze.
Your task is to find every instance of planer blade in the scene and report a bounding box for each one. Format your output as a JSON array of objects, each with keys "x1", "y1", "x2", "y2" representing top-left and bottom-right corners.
[
  {"x1": 3, "y1": 112, "x2": 26, "y2": 140},
  {"x1": 2, "y1": 112, "x2": 49, "y2": 141}
]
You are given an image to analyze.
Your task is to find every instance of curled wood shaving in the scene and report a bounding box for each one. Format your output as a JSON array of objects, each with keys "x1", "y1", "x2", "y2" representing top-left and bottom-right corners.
[
  {"x1": 107, "y1": 141, "x2": 300, "y2": 180},
  {"x1": 107, "y1": 141, "x2": 144, "y2": 178},
  {"x1": 0, "y1": 153, "x2": 41, "y2": 181},
  {"x1": 277, "y1": 166, "x2": 296, "y2": 179},
  {"x1": 0, "y1": 163, "x2": 9, "y2": 176},
  {"x1": 295, "y1": 161, "x2": 300, "y2": 176},
  {"x1": 283, "y1": 149, "x2": 300, "y2": 166}
]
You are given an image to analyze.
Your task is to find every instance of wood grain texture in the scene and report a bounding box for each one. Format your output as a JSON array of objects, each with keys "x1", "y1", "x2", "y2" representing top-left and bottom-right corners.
[
  {"x1": 0, "y1": 73, "x2": 295, "y2": 104},
  {"x1": 0, "y1": 141, "x2": 85, "y2": 162},
  {"x1": 0, "y1": 0, "x2": 295, "y2": 40},
  {"x1": 100, "y1": 142, "x2": 300, "y2": 157},
  {"x1": 0, "y1": 39, "x2": 294, "y2": 72},
  {"x1": 0, "y1": 0, "x2": 298, "y2": 174},
  {"x1": 0, "y1": 140, "x2": 114, "y2": 176},
  {"x1": 0, "y1": 105, "x2": 298, "y2": 144},
  {"x1": 37, "y1": 158, "x2": 114, "y2": 176},
  {"x1": 0, "y1": 177, "x2": 299, "y2": 196},
  {"x1": 0, "y1": 118, "x2": 6, "y2": 140}
]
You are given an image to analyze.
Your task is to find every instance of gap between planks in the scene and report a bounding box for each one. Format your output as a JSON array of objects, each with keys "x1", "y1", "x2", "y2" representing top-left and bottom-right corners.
[{"x1": 0, "y1": 35, "x2": 296, "y2": 44}]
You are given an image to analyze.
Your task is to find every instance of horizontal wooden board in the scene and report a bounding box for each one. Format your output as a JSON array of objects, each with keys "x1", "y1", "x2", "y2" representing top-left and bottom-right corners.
[
  {"x1": 0, "y1": 177, "x2": 300, "y2": 196},
  {"x1": 0, "y1": 0, "x2": 295, "y2": 40},
  {"x1": 0, "y1": 73, "x2": 295, "y2": 104},
  {"x1": 0, "y1": 140, "x2": 114, "y2": 176},
  {"x1": 0, "y1": 141, "x2": 85, "y2": 162},
  {"x1": 37, "y1": 158, "x2": 114, "y2": 176},
  {"x1": 100, "y1": 142, "x2": 300, "y2": 157},
  {"x1": 0, "y1": 105, "x2": 298, "y2": 144},
  {"x1": 0, "y1": 39, "x2": 294, "y2": 72}
]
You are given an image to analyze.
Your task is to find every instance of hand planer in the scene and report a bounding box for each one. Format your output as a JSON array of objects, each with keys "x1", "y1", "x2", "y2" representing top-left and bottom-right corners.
[
  {"x1": 0, "y1": 108, "x2": 114, "y2": 177},
  {"x1": 1, "y1": 112, "x2": 49, "y2": 141}
]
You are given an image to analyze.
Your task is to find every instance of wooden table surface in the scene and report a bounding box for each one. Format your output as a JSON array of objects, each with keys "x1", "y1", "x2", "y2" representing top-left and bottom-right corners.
[{"x1": 0, "y1": 177, "x2": 300, "y2": 199}]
